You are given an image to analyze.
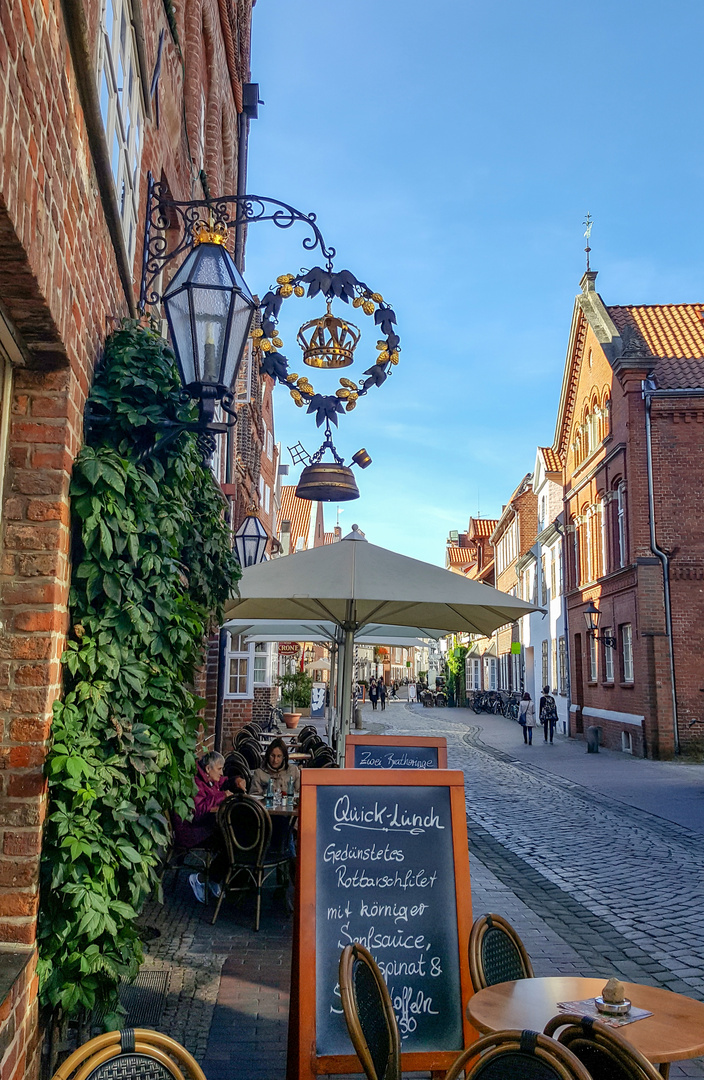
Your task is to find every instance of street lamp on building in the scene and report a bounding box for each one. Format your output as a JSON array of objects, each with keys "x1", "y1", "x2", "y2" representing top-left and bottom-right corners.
[
  {"x1": 583, "y1": 600, "x2": 617, "y2": 648},
  {"x1": 234, "y1": 508, "x2": 268, "y2": 568}
]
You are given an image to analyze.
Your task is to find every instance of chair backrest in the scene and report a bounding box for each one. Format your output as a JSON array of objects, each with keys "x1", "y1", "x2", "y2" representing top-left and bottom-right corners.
[
  {"x1": 297, "y1": 725, "x2": 317, "y2": 742},
  {"x1": 237, "y1": 741, "x2": 262, "y2": 770},
  {"x1": 302, "y1": 734, "x2": 325, "y2": 753},
  {"x1": 217, "y1": 794, "x2": 271, "y2": 868},
  {"x1": 468, "y1": 913, "x2": 534, "y2": 992},
  {"x1": 223, "y1": 752, "x2": 252, "y2": 789},
  {"x1": 339, "y1": 943, "x2": 401, "y2": 1080},
  {"x1": 234, "y1": 728, "x2": 257, "y2": 749},
  {"x1": 51, "y1": 1028, "x2": 206, "y2": 1080},
  {"x1": 444, "y1": 1030, "x2": 593, "y2": 1080},
  {"x1": 311, "y1": 748, "x2": 336, "y2": 768},
  {"x1": 544, "y1": 1014, "x2": 662, "y2": 1080}
]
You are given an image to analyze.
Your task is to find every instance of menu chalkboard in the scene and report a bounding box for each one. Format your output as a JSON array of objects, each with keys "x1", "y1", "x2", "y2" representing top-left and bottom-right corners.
[
  {"x1": 289, "y1": 770, "x2": 473, "y2": 1080},
  {"x1": 345, "y1": 734, "x2": 448, "y2": 770}
]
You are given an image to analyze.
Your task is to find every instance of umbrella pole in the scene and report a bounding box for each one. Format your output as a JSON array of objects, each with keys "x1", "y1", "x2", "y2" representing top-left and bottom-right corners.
[{"x1": 338, "y1": 625, "x2": 355, "y2": 765}]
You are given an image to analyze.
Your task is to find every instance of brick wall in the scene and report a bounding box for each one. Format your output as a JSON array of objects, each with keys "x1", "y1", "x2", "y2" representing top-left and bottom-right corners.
[
  {"x1": 0, "y1": 953, "x2": 39, "y2": 1080},
  {"x1": 0, "y1": 0, "x2": 253, "y2": 1065}
]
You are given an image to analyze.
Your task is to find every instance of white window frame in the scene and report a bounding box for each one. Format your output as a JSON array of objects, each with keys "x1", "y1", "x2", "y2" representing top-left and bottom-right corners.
[
  {"x1": 467, "y1": 658, "x2": 481, "y2": 691},
  {"x1": 617, "y1": 482, "x2": 627, "y2": 567},
  {"x1": 603, "y1": 630, "x2": 614, "y2": 682},
  {"x1": 621, "y1": 624, "x2": 634, "y2": 683},
  {"x1": 584, "y1": 508, "x2": 594, "y2": 583},
  {"x1": 588, "y1": 634, "x2": 597, "y2": 682},
  {"x1": 484, "y1": 656, "x2": 497, "y2": 691},
  {"x1": 511, "y1": 652, "x2": 521, "y2": 691},
  {"x1": 559, "y1": 636, "x2": 567, "y2": 694},
  {"x1": 600, "y1": 499, "x2": 608, "y2": 577},
  {"x1": 253, "y1": 641, "x2": 276, "y2": 687},
  {"x1": 97, "y1": 0, "x2": 144, "y2": 266},
  {"x1": 541, "y1": 554, "x2": 548, "y2": 605},
  {"x1": 225, "y1": 633, "x2": 253, "y2": 698},
  {"x1": 541, "y1": 640, "x2": 549, "y2": 688}
]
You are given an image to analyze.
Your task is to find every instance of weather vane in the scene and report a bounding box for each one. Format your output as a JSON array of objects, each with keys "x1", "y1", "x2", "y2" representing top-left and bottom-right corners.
[{"x1": 583, "y1": 212, "x2": 593, "y2": 272}]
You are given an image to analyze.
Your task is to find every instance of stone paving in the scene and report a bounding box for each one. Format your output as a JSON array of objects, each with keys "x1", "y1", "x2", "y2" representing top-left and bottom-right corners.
[
  {"x1": 372, "y1": 700, "x2": 704, "y2": 1078},
  {"x1": 135, "y1": 702, "x2": 704, "y2": 1079}
]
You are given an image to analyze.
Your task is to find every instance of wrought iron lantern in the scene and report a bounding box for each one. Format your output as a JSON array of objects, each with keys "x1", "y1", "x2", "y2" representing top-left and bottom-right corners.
[
  {"x1": 162, "y1": 222, "x2": 256, "y2": 421},
  {"x1": 583, "y1": 600, "x2": 616, "y2": 648},
  {"x1": 234, "y1": 509, "x2": 268, "y2": 567}
]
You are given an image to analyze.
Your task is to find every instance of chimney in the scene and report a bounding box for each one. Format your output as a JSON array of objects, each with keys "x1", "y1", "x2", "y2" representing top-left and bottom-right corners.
[
  {"x1": 333, "y1": 525, "x2": 342, "y2": 541},
  {"x1": 280, "y1": 520, "x2": 291, "y2": 556}
]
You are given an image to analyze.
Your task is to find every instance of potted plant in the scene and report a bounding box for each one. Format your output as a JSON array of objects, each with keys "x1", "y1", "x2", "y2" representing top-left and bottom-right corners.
[{"x1": 277, "y1": 670, "x2": 313, "y2": 728}]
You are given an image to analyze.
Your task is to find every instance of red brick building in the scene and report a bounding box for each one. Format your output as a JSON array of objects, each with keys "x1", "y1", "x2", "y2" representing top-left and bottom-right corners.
[
  {"x1": 556, "y1": 271, "x2": 704, "y2": 757},
  {"x1": 0, "y1": 0, "x2": 254, "y2": 1072}
]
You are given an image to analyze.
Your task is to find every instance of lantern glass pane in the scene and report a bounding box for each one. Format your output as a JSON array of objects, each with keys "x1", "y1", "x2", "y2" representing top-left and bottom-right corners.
[
  {"x1": 163, "y1": 279, "x2": 197, "y2": 387},
  {"x1": 222, "y1": 290, "x2": 255, "y2": 389}
]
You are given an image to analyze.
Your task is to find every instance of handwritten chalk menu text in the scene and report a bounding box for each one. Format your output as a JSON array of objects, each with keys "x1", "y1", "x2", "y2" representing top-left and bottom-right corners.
[
  {"x1": 315, "y1": 784, "x2": 463, "y2": 1056},
  {"x1": 353, "y1": 744, "x2": 439, "y2": 769}
]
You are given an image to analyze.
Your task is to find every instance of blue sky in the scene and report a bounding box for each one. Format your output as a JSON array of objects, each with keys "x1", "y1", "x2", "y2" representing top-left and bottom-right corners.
[{"x1": 244, "y1": 0, "x2": 704, "y2": 565}]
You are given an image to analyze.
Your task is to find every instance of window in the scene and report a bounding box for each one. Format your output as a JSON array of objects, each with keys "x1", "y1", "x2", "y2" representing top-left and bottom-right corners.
[
  {"x1": 584, "y1": 508, "x2": 594, "y2": 583},
  {"x1": 541, "y1": 640, "x2": 549, "y2": 688},
  {"x1": 226, "y1": 633, "x2": 252, "y2": 697},
  {"x1": 266, "y1": 429, "x2": 274, "y2": 459},
  {"x1": 573, "y1": 525, "x2": 580, "y2": 588},
  {"x1": 551, "y1": 638, "x2": 557, "y2": 690},
  {"x1": 558, "y1": 636, "x2": 567, "y2": 694},
  {"x1": 540, "y1": 555, "x2": 547, "y2": 605},
  {"x1": 263, "y1": 483, "x2": 271, "y2": 515},
  {"x1": 484, "y1": 656, "x2": 497, "y2": 691},
  {"x1": 600, "y1": 499, "x2": 608, "y2": 577},
  {"x1": 550, "y1": 550, "x2": 556, "y2": 597},
  {"x1": 496, "y1": 519, "x2": 518, "y2": 575},
  {"x1": 97, "y1": 0, "x2": 144, "y2": 264},
  {"x1": 236, "y1": 341, "x2": 253, "y2": 403},
  {"x1": 616, "y1": 482, "x2": 627, "y2": 567},
  {"x1": 603, "y1": 630, "x2": 614, "y2": 682},
  {"x1": 588, "y1": 634, "x2": 597, "y2": 682},
  {"x1": 539, "y1": 495, "x2": 547, "y2": 532},
  {"x1": 511, "y1": 652, "x2": 522, "y2": 691},
  {"x1": 621, "y1": 624, "x2": 634, "y2": 683},
  {"x1": 467, "y1": 658, "x2": 481, "y2": 691},
  {"x1": 253, "y1": 642, "x2": 276, "y2": 685},
  {"x1": 0, "y1": 349, "x2": 12, "y2": 529}
]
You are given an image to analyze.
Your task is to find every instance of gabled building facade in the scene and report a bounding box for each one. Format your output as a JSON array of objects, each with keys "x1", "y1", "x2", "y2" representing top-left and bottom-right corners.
[
  {"x1": 555, "y1": 271, "x2": 704, "y2": 757},
  {"x1": 518, "y1": 448, "x2": 569, "y2": 733}
]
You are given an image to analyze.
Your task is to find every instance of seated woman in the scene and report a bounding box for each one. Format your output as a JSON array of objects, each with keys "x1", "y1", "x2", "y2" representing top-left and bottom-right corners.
[
  {"x1": 249, "y1": 738, "x2": 301, "y2": 796},
  {"x1": 172, "y1": 750, "x2": 232, "y2": 904}
]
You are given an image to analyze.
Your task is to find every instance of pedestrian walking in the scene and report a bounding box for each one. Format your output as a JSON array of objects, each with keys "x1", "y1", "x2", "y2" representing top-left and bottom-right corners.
[
  {"x1": 369, "y1": 677, "x2": 378, "y2": 711},
  {"x1": 379, "y1": 681, "x2": 387, "y2": 711},
  {"x1": 539, "y1": 684, "x2": 558, "y2": 743},
  {"x1": 518, "y1": 691, "x2": 535, "y2": 745},
  {"x1": 408, "y1": 681, "x2": 417, "y2": 703}
]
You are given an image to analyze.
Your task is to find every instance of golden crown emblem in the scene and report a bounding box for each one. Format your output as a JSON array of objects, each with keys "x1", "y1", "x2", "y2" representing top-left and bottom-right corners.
[
  {"x1": 192, "y1": 219, "x2": 229, "y2": 247},
  {"x1": 297, "y1": 302, "x2": 361, "y2": 369}
]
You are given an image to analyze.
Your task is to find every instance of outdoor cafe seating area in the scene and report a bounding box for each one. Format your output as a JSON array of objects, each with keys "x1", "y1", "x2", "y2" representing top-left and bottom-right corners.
[{"x1": 50, "y1": 724, "x2": 704, "y2": 1080}]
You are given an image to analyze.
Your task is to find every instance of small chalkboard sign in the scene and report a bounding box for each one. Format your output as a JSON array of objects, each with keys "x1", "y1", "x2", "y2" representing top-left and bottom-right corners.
[
  {"x1": 288, "y1": 770, "x2": 473, "y2": 1080},
  {"x1": 345, "y1": 734, "x2": 447, "y2": 770}
]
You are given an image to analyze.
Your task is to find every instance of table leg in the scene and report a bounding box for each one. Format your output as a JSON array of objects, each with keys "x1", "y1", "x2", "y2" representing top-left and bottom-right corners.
[{"x1": 658, "y1": 1065, "x2": 670, "y2": 1078}]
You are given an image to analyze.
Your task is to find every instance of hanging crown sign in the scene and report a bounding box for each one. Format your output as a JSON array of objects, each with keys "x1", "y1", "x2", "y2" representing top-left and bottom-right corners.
[{"x1": 254, "y1": 267, "x2": 400, "y2": 430}]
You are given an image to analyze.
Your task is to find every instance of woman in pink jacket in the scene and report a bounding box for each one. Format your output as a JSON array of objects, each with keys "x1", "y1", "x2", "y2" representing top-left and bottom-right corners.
[{"x1": 173, "y1": 751, "x2": 233, "y2": 903}]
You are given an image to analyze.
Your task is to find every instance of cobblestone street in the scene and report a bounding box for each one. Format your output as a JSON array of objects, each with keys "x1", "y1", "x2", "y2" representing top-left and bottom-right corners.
[{"x1": 371, "y1": 700, "x2": 704, "y2": 1078}]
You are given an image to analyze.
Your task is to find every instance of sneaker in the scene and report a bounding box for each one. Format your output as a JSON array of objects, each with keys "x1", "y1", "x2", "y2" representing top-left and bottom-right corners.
[
  {"x1": 188, "y1": 873, "x2": 206, "y2": 904},
  {"x1": 209, "y1": 882, "x2": 222, "y2": 899}
]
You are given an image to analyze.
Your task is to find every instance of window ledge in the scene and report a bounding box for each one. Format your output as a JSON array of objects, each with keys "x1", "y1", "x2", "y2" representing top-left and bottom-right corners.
[
  {"x1": 601, "y1": 681, "x2": 615, "y2": 688},
  {"x1": 587, "y1": 680, "x2": 598, "y2": 687},
  {"x1": 620, "y1": 681, "x2": 635, "y2": 689}
]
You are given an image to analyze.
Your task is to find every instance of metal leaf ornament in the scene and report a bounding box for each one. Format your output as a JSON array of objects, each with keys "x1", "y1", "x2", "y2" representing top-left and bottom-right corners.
[{"x1": 251, "y1": 265, "x2": 400, "y2": 438}]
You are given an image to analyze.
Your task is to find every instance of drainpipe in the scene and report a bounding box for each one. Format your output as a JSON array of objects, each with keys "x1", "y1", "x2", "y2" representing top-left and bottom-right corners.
[
  {"x1": 554, "y1": 518, "x2": 572, "y2": 734},
  {"x1": 641, "y1": 378, "x2": 702, "y2": 755},
  {"x1": 235, "y1": 84, "x2": 261, "y2": 271}
]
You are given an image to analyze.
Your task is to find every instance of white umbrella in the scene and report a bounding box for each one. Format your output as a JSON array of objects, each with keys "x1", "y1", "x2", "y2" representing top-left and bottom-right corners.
[{"x1": 223, "y1": 527, "x2": 541, "y2": 749}]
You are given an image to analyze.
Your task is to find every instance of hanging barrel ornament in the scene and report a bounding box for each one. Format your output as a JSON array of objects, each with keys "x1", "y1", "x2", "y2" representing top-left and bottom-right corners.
[{"x1": 295, "y1": 461, "x2": 360, "y2": 502}]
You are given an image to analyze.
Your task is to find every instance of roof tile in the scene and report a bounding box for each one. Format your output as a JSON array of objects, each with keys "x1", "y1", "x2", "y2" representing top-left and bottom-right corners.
[
  {"x1": 278, "y1": 486, "x2": 313, "y2": 552},
  {"x1": 538, "y1": 446, "x2": 562, "y2": 472},
  {"x1": 607, "y1": 304, "x2": 704, "y2": 360}
]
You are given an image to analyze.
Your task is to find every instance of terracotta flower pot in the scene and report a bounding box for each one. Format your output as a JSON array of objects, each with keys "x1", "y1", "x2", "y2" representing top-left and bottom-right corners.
[{"x1": 283, "y1": 712, "x2": 302, "y2": 729}]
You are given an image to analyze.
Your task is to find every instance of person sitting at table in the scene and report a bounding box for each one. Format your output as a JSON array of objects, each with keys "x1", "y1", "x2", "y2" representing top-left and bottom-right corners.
[
  {"x1": 172, "y1": 750, "x2": 231, "y2": 904},
  {"x1": 249, "y1": 738, "x2": 301, "y2": 796}
]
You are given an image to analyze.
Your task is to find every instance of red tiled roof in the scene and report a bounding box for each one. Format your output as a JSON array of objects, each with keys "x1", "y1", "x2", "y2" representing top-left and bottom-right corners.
[
  {"x1": 469, "y1": 518, "x2": 498, "y2": 538},
  {"x1": 653, "y1": 358, "x2": 704, "y2": 390},
  {"x1": 538, "y1": 446, "x2": 562, "y2": 472},
  {"x1": 278, "y1": 486, "x2": 313, "y2": 552},
  {"x1": 447, "y1": 546, "x2": 474, "y2": 567},
  {"x1": 607, "y1": 304, "x2": 704, "y2": 360}
]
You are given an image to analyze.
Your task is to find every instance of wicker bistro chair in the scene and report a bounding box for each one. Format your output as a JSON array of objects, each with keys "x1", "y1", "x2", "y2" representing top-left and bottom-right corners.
[
  {"x1": 234, "y1": 728, "x2": 258, "y2": 750},
  {"x1": 339, "y1": 943, "x2": 401, "y2": 1080},
  {"x1": 223, "y1": 751, "x2": 252, "y2": 791},
  {"x1": 51, "y1": 1028, "x2": 206, "y2": 1080},
  {"x1": 443, "y1": 1030, "x2": 593, "y2": 1080},
  {"x1": 212, "y1": 794, "x2": 292, "y2": 930},
  {"x1": 544, "y1": 1013, "x2": 663, "y2": 1080},
  {"x1": 236, "y1": 740, "x2": 262, "y2": 771},
  {"x1": 469, "y1": 913, "x2": 535, "y2": 992}
]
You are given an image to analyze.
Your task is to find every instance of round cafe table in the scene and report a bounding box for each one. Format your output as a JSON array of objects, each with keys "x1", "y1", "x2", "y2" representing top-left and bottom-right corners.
[{"x1": 466, "y1": 976, "x2": 704, "y2": 1076}]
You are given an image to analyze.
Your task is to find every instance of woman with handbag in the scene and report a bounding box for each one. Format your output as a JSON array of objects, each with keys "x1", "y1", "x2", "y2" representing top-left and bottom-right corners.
[{"x1": 518, "y1": 691, "x2": 535, "y2": 745}]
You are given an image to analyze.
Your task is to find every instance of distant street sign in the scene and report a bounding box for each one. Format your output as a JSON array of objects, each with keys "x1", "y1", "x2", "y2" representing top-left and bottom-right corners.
[{"x1": 278, "y1": 642, "x2": 300, "y2": 656}]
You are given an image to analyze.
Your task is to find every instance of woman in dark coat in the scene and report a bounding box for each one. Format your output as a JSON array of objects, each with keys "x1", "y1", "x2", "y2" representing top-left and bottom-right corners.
[
  {"x1": 379, "y1": 680, "x2": 387, "y2": 711},
  {"x1": 369, "y1": 677, "x2": 379, "y2": 711}
]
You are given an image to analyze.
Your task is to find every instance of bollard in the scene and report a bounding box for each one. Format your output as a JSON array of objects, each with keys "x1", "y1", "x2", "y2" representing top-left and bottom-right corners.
[
  {"x1": 586, "y1": 725, "x2": 601, "y2": 753},
  {"x1": 354, "y1": 705, "x2": 363, "y2": 729}
]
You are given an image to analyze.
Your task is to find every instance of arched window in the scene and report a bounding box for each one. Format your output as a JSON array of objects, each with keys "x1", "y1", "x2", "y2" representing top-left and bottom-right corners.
[
  {"x1": 601, "y1": 395, "x2": 611, "y2": 437},
  {"x1": 584, "y1": 506, "x2": 594, "y2": 583}
]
